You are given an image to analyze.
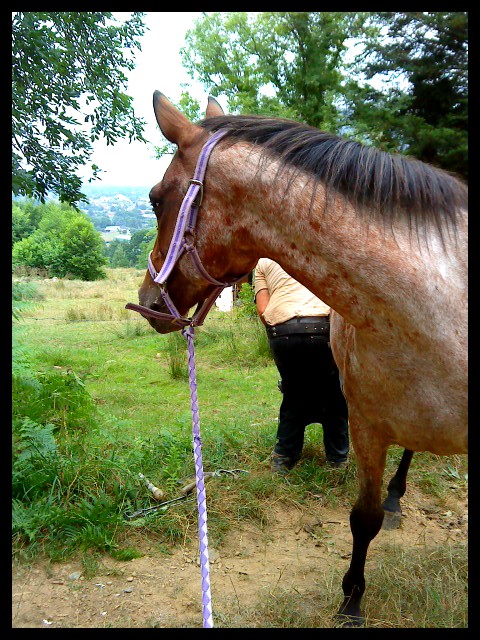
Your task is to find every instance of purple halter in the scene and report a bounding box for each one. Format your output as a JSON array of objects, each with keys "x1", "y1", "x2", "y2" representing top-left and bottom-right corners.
[{"x1": 125, "y1": 129, "x2": 247, "y2": 328}]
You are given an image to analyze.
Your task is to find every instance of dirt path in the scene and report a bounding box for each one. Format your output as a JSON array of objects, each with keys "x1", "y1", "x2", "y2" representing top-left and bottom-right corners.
[{"x1": 12, "y1": 487, "x2": 467, "y2": 628}]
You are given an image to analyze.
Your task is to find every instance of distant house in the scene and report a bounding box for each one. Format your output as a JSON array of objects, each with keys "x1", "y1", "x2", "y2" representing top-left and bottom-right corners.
[{"x1": 101, "y1": 225, "x2": 132, "y2": 244}]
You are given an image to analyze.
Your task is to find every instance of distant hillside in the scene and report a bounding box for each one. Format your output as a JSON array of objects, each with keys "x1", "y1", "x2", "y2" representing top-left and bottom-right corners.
[
  {"x1": 81, "y1": 184, "x2": 151, "y2": 200},
  {"x1": 80, "y1": 184, "x2": 155, "y2": 235}
]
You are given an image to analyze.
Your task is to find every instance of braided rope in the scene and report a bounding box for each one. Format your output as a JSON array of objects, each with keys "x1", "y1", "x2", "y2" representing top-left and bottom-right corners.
[{"x1": 182, "y1": 325, "x2": 214, "y2": 628}]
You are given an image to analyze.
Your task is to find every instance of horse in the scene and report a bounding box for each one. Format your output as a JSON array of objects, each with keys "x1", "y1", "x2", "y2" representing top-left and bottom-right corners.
[{"x1": 132, "y1": 91, "x2": 468, "y2": 626}]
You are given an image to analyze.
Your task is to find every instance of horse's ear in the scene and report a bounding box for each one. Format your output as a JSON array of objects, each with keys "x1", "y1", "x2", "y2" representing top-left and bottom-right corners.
[
  {"x1": 206, "y1": 95, "x2": 225, "y2": 118},
  {"x1": 153, "y1": 90, "x2": 197, "y2": 148}
]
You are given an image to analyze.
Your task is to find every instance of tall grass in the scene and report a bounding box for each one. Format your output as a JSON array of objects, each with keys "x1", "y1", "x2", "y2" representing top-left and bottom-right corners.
[
  {"x1": 165, "y1": 331, "x2": 189, "y2": 380},
  {"x1": 363, "y1": 542, "x2": 468, "y2": 628},
  {"x1": 65, "y1": 303, "x2": 130, "y2": 322},
  {"x1": 12, "y1": 272, "x2": 277, "y2": 564}
]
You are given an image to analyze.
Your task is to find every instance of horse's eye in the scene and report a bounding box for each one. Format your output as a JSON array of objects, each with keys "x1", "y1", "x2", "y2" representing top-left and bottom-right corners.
[{"x1": 150, "y1": 199, "x2": 160, "y2": 212}]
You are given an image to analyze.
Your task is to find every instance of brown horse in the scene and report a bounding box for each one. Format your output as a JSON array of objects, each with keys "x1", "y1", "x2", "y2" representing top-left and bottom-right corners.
[{"x1": 133, "y1": 92, "x2": 468, "y2": 626}]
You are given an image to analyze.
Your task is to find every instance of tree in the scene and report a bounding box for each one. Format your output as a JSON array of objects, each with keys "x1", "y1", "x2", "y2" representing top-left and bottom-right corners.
[
  {"x1": 12, "y1": 12, "x2": 147, "y2": 206},
  {"x1": 54, "y1": 217, "x2": 107, "y2": 280},
  {"x1": 12, "y1": 201, "x2": 107, "y2": 280},
  {"x1": 180, "y1": 12, "x2": 467, "y2": 179},
  {"x1": 135, "y1": 227, "x2": 157, "y2": 269},
  {"x1": 12, "y1": 204, "x2": 29, "y2": 245},
  {"x1": 347, "y1": 12, "x2": 468, "y2": 178},
  {"x1": 92, "y1": 215, "x2": 112, "y2": 232},
  {"x1": 105, "y1": 239, "x2": 130, "y2": 268},
  {"x1": 12, "y1": 198, "x2": 48, "y2": 244},
  {"x1": 125, "y1": 228, "x2": 155, "y2": 265},
  {"x1": 181, "y1": 12, "x2": 368, "y2": 130},
  {"x1": 104, "y1": 227, "x2": 156, "y2": 268}
]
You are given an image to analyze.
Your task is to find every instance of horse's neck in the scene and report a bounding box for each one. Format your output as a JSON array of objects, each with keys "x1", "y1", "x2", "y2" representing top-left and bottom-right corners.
[{"x1": 214, "y1": 145, "x2": 465, "y2": 333}]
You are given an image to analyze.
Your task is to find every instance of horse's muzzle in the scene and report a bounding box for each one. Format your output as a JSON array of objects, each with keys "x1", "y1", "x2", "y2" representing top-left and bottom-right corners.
[{"x1": 125, "y1": 302, "x2": 184, "y2": 334}]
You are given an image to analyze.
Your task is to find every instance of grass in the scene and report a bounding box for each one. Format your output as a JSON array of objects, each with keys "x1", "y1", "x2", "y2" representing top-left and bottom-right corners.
[
  {"x1": 211, "y1": 541, "x2": 467, "y2": 628},
  {"x1": 12, "y1": 269, "x2": 468, "y2": 627},
  {"x1": 363, "y1": 541, "x2": 468, "y2": 628}
]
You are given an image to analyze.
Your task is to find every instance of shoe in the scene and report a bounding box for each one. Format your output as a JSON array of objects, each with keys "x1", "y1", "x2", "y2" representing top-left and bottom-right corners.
[
  {"x1": 271, "y1": 452, "x2": 298, "y2": 474},
  {"x1": 326, "y1": 459, "x2": 349, "y2": 469}
]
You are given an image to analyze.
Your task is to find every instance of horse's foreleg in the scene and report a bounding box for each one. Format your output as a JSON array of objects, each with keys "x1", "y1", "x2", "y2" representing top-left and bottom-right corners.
[
  {"x1": 381, "y1": 448, "x2": 414, "y2": 530},
  {"x1": 336, "y1": 428, "x2": 387, "y2": 627}
]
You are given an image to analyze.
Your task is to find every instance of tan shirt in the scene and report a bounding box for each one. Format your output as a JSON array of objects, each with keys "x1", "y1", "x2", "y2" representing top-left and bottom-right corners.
[{"x1": 254, "y1": 258, "x2": 330, "y2": 326}]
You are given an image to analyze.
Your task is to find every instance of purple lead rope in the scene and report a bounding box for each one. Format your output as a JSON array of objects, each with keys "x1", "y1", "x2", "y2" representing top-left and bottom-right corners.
[
  {"x1": 159, "y1": 297, "x2": 214, "y2": 627},
  {"x1": 182, "y1": 325, "x2": 214, "y2": 628}
]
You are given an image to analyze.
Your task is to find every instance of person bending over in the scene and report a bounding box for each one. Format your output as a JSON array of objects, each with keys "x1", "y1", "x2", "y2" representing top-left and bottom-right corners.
[{"x1": 255, "y1": 258, "x2": 349, "y2": 473}]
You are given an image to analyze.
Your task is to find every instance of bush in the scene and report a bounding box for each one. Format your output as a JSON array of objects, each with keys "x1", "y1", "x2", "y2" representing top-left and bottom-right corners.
[
  {"x1": 235, "y1": 282, "x2": 257, "y2": 318},
  {"x1": 13, "y1": 369, "x2": 97, "y2": 435},
  {"x1": 12, "y1": 280, "x2": 43, "y2": 320},
  {"x1": 12, "y1": 199, "x2": 107, "y2": 280},
  {"x1": 54, "y1": 216, "x2": 107, "y2": 280}
]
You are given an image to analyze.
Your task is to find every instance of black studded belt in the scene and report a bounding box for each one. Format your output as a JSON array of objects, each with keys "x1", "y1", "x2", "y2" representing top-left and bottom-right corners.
[{"x1": 266, "y1": 315, "x2": 330, "y2": 338}]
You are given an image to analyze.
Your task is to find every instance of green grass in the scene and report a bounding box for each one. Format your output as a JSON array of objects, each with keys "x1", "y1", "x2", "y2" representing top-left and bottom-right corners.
[
  {"x1": 12, "y1": 270, "x2": 281, "y2": 561},
  {"x1": 12, "y1": 269, "x2": 468, "y2": 627}
]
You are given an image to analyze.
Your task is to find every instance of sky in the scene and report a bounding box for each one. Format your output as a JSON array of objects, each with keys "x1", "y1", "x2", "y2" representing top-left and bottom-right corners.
[{"x1": 80, "y1": 12, "x2": 222, "y2": 188}]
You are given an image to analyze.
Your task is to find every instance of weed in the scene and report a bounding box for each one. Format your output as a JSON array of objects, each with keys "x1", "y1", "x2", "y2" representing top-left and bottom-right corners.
[
  {"x1": 364, "y1": 542, "x2": 468, "y2": 628},
  {"x1": 54, "y1": 278, "x2": 65, "y2": 289},
  {"x1": 81, "y1": 550, "x2": 102, "y2": 578},
  {"x1": 95, "y1": 302, "x2": 116, "y2": 320},
  {"x1": 65, "y1": 306, "x2": 88, "y2": 322},
  {"x1": 442, "y1": 460, "x2": 468, "y2": 484},
  {"x1": 165, "y1": 332, "x2": 188, "y2": 380},
  {"x1": 12, "y1": 280, "x2": 44, "y2": 316},
  {"x1": 253, "y1": 317, "x2": 272, "y2": 361},
  {"x1": 114, "y1": 319, "x2": 150, "y2": 339},
  {"x1": 417, "y1": 469, "x2": 446, "y2": 499},
  {"x1": 109, "y1": 547, "x2": 144, "y2": 561}
]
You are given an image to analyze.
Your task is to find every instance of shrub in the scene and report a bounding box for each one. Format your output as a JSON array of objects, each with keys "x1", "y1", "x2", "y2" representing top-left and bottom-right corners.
[
  {"x1": 235, "y1": 282, "x2": 257, "y2": 318},
  {"x1": 12, "y1": 199, "x2": 107, "y2": 281},
  {"x1": 166, "y1": 332, "x2": 189, "y2": 380}
]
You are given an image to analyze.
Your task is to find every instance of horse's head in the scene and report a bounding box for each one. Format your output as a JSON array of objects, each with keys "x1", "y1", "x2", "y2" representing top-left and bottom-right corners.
[{"x1": 137, "y1": 92, "x2": 249, "y2": 333}]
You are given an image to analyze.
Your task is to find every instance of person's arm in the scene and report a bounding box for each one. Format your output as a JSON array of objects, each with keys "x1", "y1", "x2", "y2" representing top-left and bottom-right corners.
[{"x1": 255, "y1": 288, "x2": 270, "y2": 325}]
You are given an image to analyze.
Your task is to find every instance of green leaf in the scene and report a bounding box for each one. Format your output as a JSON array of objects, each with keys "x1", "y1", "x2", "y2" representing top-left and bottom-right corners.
[{"x1": 12, "y1": 12, "x2": 148, "y2": 206}]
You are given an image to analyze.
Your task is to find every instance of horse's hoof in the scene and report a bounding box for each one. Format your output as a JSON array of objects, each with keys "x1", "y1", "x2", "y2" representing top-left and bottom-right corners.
[
  {"x1": 382, "y1": 509, "x2": 402, "y2": 530},
  {"x1": 334, "y1": 613, "x2": 364, "y2": 627}
]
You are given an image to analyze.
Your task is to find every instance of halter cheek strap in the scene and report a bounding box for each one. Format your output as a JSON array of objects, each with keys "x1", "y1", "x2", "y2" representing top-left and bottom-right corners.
[{"x1": 126, "y1": 129, "x2": 247, "y2": 327}]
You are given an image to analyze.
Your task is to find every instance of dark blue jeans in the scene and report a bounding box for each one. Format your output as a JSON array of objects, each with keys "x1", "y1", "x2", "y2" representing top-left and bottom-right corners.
[{"x1": 268, "y1": 332, "x2": 349, "y2": 465}]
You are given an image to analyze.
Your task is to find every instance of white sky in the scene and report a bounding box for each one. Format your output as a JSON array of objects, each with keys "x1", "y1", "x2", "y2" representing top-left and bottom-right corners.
[{"x1": 80, "y1": 12, "x2": 221, "y2": 188}]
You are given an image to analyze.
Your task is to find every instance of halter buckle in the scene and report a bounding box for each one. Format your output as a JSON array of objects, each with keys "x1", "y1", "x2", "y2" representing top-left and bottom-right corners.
[{"x1": 189, "y1": 179, "x2": 204, "y2": 207}]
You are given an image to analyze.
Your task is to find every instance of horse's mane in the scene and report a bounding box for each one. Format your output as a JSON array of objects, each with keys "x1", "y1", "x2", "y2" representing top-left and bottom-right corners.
[{"x1": 199, "y1": 115, "x2": 467, "y2": 241}]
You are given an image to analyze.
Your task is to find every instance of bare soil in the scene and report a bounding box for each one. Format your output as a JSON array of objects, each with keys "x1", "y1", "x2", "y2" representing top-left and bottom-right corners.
[{"x1": 12, "y1": 485, "x2": 467, "y2": 629}]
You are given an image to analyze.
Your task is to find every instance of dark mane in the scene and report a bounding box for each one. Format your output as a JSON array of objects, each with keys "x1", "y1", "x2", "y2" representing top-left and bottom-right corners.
[{"x1": 199, "y1": 115, "x2": 467, "y2": 240}]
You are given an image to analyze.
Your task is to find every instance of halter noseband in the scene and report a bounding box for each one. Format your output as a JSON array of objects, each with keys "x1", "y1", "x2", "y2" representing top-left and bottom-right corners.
[{"x1": 126, "y1": 129, "x2": 247, "y2": 328}]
